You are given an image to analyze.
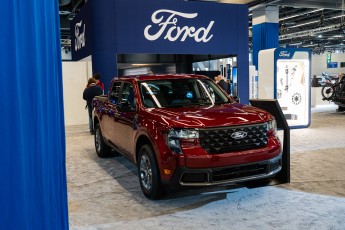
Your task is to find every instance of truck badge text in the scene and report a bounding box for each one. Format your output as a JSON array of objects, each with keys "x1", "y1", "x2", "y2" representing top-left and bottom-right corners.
[{"x1": 75, "y1": 20, "x2": 86, "y2": 51}]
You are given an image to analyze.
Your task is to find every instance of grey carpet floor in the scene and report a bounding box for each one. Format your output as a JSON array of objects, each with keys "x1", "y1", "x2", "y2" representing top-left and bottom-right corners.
[{"x1": 67, "y1": 105, "x2": 345, "y2": 230}]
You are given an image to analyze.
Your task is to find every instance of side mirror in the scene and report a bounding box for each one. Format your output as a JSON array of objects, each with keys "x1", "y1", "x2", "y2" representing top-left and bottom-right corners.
[{"x1": 233, "y1": 96, "x2": 240, "y2": 103}]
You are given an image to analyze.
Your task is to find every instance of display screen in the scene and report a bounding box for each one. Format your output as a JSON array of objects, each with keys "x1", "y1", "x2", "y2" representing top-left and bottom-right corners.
[{"x1": 276, "y1": 59, "x2": 310, "y2": 127}]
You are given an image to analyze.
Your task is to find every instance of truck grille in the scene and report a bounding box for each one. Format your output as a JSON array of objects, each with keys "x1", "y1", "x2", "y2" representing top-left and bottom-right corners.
[
  {"x1": 212, "y1": 163, "x2": 267, "y2": 182},
  {"x1": 199, "y1": 123, "x2": 268, "y2": 154}
]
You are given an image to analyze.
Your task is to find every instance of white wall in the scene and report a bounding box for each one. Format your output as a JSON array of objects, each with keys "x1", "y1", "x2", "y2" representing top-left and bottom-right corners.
[
  {"x1": 61, "y1": 49, "x2": 72, "y2": 60},
  {"x1": 62, "y1": 61, "x2": 92, "y2": 126},
  {"x1": 312, "y1": 53, "x2": 345, "y2": 76}
]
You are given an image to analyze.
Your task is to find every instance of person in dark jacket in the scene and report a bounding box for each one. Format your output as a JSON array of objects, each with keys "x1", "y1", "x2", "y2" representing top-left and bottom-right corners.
[
  {"x1": 311, "y1": 75, "x2": 320, "y2": 87},
  {"x1": 336, "y1": 73, "x2": 345, "y2": 97},
  {"x1": 93, "y1": 72, "x2": 105, "y2": 93},
  {"x1": 216, "y1": 75, "x2": 230, "y2": 94},
  {"x1": 83, "y1": 78, "x2": 103, "y2": 134}
]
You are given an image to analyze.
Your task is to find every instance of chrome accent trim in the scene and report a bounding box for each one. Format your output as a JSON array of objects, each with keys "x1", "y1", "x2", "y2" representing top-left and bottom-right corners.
[
  {"x1": 199, "y1": 122, "x2": 267, "y2": 131},
  {"x1": 231, "y1": 131, "x2": 248, "y2": 139}
]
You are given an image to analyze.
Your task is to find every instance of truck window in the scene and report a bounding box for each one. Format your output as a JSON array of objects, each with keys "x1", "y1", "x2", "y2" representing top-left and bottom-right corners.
[
  {"x1": 119, "y1": 82, "x2": 136, "y2": 110},
  {"x1": 109, "y1": 82, "x2": 121, "y2": 104}
]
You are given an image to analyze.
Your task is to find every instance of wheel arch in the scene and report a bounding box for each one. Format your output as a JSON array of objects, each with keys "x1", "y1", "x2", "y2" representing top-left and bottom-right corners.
[
  {"x1": 136, "y1": 135, "x2": 153, "y2": 163},
  {"x1": 93, "y1": 115, "x2": 99, "y2": 130}
]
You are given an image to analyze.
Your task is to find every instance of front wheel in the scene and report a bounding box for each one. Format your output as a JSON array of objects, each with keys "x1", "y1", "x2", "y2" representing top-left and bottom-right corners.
[
  {"x1": 138, "y1": 144, "x2": 166, "y2": 199},
  {"x1": 321, "y1": 85, "x2": 335, "y2": 100},
  {"x1": 94, "y1": 123, "x2": 112, "y2": 158}
]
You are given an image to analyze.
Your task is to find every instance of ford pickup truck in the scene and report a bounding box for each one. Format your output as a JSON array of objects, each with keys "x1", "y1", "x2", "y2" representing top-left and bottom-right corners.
[{"x1": 92, "y1": 74, "x2": 282, "y2": 199}]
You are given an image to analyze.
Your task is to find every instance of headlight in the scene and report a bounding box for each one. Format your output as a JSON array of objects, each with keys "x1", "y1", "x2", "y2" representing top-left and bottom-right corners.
[
  {"x1": 267, "y1": 119, "x2": 277, "y2": 136},
  {"x1": 167, "y1": 129, "x2": 199, "y2": 154}
]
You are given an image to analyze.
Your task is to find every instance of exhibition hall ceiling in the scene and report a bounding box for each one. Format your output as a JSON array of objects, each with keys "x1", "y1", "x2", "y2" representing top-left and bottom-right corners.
[
  {"x1": 249, "y1": 0, "x2": 345, "y2": 54},
  {"x1": 59, "y1": 0, "x2": 345, "y2": 54}
]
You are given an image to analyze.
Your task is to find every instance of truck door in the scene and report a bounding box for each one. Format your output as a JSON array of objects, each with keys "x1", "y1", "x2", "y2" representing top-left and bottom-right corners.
[
  {"x1": 101, "y1": 82, "x2": 121, "y2": 142},
  {"x1": 113, "y1": 82, "x2": 137, "y2": 160}
]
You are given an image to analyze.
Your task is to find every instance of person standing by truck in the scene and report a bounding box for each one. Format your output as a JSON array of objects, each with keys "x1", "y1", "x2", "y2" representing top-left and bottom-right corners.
[
  {"x1": 216, "y1": 75, "x2": 230, "y2": 94},
  {"x1": 93, "y1": 72, "x2": 105, "y2": 94},
  {"x1": 83, "y1": 78, "x2": 103, "y2": 134}
]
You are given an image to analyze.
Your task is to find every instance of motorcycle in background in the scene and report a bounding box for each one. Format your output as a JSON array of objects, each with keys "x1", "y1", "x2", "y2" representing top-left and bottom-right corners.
[{"x1": 321, "y1": 74, "x2": 345, "y2": 112}]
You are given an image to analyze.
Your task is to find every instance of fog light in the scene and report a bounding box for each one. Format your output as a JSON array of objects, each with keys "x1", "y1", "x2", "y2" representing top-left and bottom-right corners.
[{"x1": 164, "y1": 169, "x2": 171, "y2": 175}]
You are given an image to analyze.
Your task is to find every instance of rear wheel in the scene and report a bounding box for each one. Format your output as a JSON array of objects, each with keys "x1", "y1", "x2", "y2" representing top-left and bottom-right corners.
[
  {"x1": 94, "y1": 123, "x2": 112, "y2": 158},
  {"x1": 138, "y1": 144, "x2": 166, "y2": 199},
  {"x1": 321, "y1": 85, "x2": 335, "y2": 100}
]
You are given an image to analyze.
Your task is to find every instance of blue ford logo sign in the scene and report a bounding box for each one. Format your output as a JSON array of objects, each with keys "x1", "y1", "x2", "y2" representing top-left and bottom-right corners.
[
  {"x1": 231, "y1": 131, "x2": 247, "y2": 139},
  {"x1": 279, "y1": 51, "x2": 291, "y2": 58}
]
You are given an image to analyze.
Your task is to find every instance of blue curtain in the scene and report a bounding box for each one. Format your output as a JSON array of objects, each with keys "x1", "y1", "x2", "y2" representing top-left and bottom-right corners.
[
  {"x1": 0, "y1": 1, "x2": 69, "y2": 229},
  {"x1": 252, "y1": 22, "x2": 279, "y2": 68}
]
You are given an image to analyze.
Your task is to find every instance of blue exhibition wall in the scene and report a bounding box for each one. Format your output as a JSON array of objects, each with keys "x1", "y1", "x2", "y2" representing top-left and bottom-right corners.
[
  {"x1": 71, "y1": 0, "x2": 249, "y2": 103},
  {"x1": 0, "y1": 1, "x2": 69, "y2": 229},
  {"x1": 70, "y1": 0, "x2": 93, "y2": 61},
  {"x1": 115, "y1": 0, "x2": 241, "y2": 54}
]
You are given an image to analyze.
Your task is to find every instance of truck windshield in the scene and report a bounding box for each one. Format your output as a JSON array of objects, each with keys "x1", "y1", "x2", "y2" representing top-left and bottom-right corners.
[{"x1": 139, "y1": 78, "x2": 231, "y2": 108}]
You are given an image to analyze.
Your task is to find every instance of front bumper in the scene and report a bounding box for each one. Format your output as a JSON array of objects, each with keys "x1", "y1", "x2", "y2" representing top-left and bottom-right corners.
[{"x1": 163, "y1": 154, "x2": 282, "y2": 187}]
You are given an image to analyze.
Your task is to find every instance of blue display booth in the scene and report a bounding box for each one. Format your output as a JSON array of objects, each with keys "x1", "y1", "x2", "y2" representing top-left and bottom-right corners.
[{"x1": 71, "y1": 0, "x2": 250, "y2": 103}]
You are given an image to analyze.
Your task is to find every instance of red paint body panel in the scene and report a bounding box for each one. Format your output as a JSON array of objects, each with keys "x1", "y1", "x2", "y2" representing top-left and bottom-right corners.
[{"x1": 93, "y1": 74, "x2": 282, "y2": 186}]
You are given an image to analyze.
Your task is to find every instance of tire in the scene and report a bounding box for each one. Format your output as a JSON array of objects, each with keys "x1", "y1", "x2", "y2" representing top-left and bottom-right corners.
[
  {"x1": 94, "y1": 123, "x2": 112, "y2": 158},
  {"x1": 337, "y1": 106, "x2": 345, "y2": 112},
  {"x1": 138, "y1": 144, "x2": 166, "y2": 199},
  {"x1": 321, "y1": 85, "x2": 335, "y2": 100}
]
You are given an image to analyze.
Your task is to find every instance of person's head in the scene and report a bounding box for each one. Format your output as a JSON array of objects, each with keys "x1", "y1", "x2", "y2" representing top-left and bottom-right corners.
[
  {"x1": 87, "y1": 77, "x2": 97, "y2": 86},
  {"x1": 93, "y1": 73, "x2": 101, "y2": 81},
  {"x1": 217, "y1": 75, "x2": 224, "y2": 81},
  {"x1": 338, "y1": 72, "x2": 344, "y2": 79}
]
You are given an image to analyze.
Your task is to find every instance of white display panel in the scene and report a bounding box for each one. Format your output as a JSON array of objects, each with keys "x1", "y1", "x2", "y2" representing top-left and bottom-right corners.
[
  {"x1": 258, "y1": 48, "x2": 311, "y2": 128},
  {"x1": 258, "y1": 49, "x2": 275, "y2": 99},
  {"x1": 276, "y1": 59, "x2": 310, "y2": 127}
]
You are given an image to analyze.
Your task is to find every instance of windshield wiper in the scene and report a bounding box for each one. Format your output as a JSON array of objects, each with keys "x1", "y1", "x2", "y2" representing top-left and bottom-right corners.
[{"x1": 166, "y1": 104, "x2": 190, "y2": 108}]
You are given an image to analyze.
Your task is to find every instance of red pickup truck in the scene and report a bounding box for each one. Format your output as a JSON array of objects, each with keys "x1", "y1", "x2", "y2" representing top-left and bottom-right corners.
[{"x1": 92, "y1": 74, "x2": 282, "y2": 199}]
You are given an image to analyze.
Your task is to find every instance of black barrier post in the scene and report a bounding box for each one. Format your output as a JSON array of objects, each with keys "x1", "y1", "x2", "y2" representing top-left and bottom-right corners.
[{"x1": 249, "y1": 99, "x2": 290, "y2": 183}]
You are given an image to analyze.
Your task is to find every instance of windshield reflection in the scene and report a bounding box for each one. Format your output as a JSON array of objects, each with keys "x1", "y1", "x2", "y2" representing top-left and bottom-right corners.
[{"x1": 139, "y1": 78, "x2": 230, "y2": 108}]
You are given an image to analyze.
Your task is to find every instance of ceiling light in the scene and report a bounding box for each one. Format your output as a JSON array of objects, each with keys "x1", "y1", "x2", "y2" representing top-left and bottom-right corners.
[
  {"x1": 288, "y1": 15, "x2": 343, "y2": 29},
  {"x1": 279, "y1": 9, "x2": 323, "y2": 21},
  {"x1": 289, "y1": 20, "x2": 319, "y2": 29},
  {"x1": 318, "y1": 35, "x2": 323, "y2": 38},
  {"x1": 303, "y1": 44, "x2": 316, "y2": 47}
]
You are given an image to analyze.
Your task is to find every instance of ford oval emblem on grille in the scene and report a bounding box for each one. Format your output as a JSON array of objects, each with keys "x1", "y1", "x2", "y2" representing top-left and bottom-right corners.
[{"x1": 231, "y1": 131, "x2": 247, "y2": 139}]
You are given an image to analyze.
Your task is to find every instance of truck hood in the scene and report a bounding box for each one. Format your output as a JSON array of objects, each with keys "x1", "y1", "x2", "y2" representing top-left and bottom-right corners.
[{"x1": 146, "y1": 103, "x2": 272, "y2": 128}]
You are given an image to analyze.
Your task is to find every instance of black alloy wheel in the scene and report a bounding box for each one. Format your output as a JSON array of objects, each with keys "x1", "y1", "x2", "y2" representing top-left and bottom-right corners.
[
  {"x1": 321, "y1": 85, "x2": 335, "y2": 100},
  {"x1": 94, "y1": 123, "x2": 112, "y2": 158},
  {"x1": 138, "y1": 144, "x2": 166, "y2": 199}
]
